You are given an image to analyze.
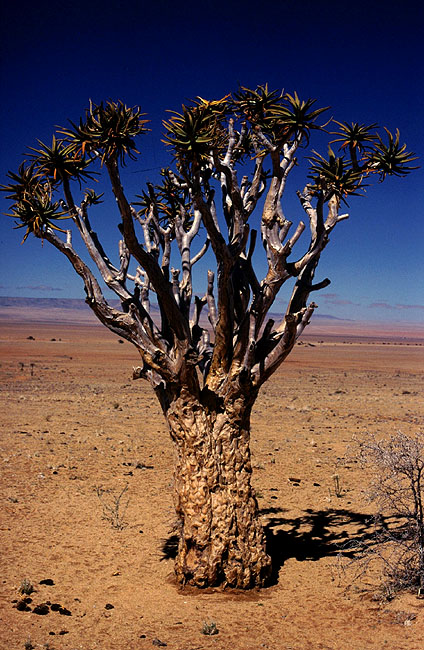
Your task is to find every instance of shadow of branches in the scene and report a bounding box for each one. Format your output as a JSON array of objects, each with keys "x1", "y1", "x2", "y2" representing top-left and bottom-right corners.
[
  {"x1": 262, "y1": 506, "x2": 395, "y2": 586},
  {"x1": 160, "y1": 506, "x2": 401, "y2": 588},
  {"x1": 161, "y1": 533, "x2": 179, "y2": 560}
]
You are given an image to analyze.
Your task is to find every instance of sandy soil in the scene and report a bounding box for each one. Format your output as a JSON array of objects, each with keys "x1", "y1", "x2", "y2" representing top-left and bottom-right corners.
[{"x1": 1, "y1": 318, "x2": 424, "y2": 650}]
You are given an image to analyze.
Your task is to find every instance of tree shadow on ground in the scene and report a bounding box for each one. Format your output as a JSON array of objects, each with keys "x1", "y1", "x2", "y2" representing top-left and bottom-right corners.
[
  {"x1": 160, "y1": 506, "x2": 400, "y2": 588},
  {"x1": 161, "y1": 534, "x2": 179, "y2": 560},
  {"x1": 262, "y1": 506, "x2": 384, "y2": 586}
]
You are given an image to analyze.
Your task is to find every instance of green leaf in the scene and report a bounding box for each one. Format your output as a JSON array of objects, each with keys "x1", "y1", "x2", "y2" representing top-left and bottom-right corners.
[
  {"x1": 59, "y1": 100, "x2": 149, "y2": 166},
  {"x1": 367, "y1": 128, "x2": 418, "y2": 179}
]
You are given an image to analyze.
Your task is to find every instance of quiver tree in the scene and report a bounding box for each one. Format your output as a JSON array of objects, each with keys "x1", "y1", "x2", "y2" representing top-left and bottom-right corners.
[{"x1": 3, "y1": 87, "x2": 417, "y2": 589}]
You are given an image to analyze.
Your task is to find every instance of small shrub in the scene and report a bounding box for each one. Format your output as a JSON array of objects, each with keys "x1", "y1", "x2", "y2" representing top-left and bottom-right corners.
[
  {"x1": 19, "y1": 579, "x2": 34, "y2": 595},
  {"x1": 332, "y1": 473, "x2": 345, "y2": 498},
  {"x1": 201, "y1": 621, "x2": 219, "y2": 635},
  {"x1": 351, "y1": 431, "x2": 424, "y2": 595},
  {"x1": 96, "y1": 484, "x2": 129, "y2": 530}
]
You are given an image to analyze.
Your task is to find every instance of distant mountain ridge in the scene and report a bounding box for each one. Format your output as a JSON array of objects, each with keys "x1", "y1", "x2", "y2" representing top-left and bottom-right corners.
[
  {"x1": 0, "y1": 296, "x2": 347, "y2": 321},
  {"x1": 2, "y1": 297, "x2": 423, "y2": 339},
  {"x1": 0, "y1": 296, "x2": 95, "y2": 310}
]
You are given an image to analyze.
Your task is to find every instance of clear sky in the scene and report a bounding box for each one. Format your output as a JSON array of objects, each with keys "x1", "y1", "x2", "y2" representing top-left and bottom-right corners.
[{"x1": 1, "y1": 0, "x2": 423, "y2": 324}]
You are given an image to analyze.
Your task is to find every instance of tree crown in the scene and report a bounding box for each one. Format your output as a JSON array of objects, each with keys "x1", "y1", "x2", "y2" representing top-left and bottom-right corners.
[{"x1": 3, "y1": 88, "x2": 417, "y2": 393}]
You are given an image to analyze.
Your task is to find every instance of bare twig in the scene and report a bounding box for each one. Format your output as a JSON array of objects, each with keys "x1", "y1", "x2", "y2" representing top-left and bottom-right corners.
[{"x1": 96, "y1": 484, "x2": 130, "y2": 530}]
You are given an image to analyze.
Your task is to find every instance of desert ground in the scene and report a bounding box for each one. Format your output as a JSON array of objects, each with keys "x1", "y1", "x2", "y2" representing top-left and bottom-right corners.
[{"x1": 1, "y1": 309, "x2": 424, "y2": 650}]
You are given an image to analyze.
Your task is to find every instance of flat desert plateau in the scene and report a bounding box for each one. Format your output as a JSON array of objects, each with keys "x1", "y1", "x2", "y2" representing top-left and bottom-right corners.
[{"x1": 1, "y1": 308, "x2": 424, "y2": 650}]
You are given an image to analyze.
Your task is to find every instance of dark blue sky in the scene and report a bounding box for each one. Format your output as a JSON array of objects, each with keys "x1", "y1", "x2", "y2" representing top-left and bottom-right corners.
[{"x1": 1, "y1": 0, "x2": 423, "y2": 323}]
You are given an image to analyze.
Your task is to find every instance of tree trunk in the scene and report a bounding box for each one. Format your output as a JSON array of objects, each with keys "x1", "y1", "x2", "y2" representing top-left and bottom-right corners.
[{"x1": 164, "y1": 385, "x2": 272, "y2": 589}]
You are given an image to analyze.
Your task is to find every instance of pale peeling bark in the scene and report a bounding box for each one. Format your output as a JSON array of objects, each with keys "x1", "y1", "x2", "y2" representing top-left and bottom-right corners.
[{"x1": 165, "y1": 387, "x2": 271, "y2": 588}]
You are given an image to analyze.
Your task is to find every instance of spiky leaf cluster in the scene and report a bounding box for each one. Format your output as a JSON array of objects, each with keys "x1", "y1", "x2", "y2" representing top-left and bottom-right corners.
[
  {"x1": 331, "y1": 121, "x2": 379, "y2": 154},
  {"x1": 83, "y1": 189, "x2": 104, "y2": 206},
  {"x1": 6, "y1": 188, "x2": 68, "y2": 242},
  {"x1": 28, "y1": 135, "x2": 97, "y2": 184},
  {"x1": 60, "y1": 100, "x2": 149, "y2": 165},
  {"x1": 308, "y1": 147, "x2": 365, "y2": 202},
  {"x1": 1, "y1": 163, "x2": 41, "y2": 202},
  {"x1": 233, "y1": 85, "x2": 329, "y2": 149},
  {"x1": 2, "y1": 163, "x2": 70, "y2": 242},
  {"x1": 311, "y1": 123, "x2": 417, "y2": 201},
  {"x1": 2, "y1": 139, "x2": 91, "y2": 241},
  {"x1": 163, "y1": 96, "x2": 230, "y2": 167},
  {"x1": 135, "y1": 168, "x2": 193, "y2": 231},
  {"x1": 367, "y1": 128, "x2": 419, "y2": 179},
  {"x1": 273, "y1": 92, "x2": 329, "y2": 145},
  {"x1": 232, "y1": 84, "x2": 285, "y2": 125}
]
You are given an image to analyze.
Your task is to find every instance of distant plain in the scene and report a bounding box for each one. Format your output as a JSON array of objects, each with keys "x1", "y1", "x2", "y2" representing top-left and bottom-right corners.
[{"x1": 1, "y1": 301, "x2": 423, "y2": 649}]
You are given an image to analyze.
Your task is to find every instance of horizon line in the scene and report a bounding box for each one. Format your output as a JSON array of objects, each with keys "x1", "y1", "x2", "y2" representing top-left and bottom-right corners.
[{"x1": 0, "y1": 295, "x2": 423, "y2": 330}]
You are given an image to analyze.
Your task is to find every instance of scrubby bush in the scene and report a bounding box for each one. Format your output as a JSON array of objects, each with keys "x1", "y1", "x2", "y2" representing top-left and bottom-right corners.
[{"x1": 354, "y1": 431, "x2": 424, "y2": 596}]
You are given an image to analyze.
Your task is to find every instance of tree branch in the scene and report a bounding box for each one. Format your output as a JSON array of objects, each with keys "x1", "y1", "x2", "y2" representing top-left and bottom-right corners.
[
  {"x1": 106, "y1": 158, "x2": 190, "y2": 342},
  {"x1": 43, "y1": 228, "x2": 176, "y2": 382},
  {"x1": 252, "y1": 313, "x2": 298, "y2": 387},
  {"x1": 206, "y1": 270, "x2": 218, "y2": 331},
  {"x1": 62, "y1": 177, "x2": 132, "y2": 302}
]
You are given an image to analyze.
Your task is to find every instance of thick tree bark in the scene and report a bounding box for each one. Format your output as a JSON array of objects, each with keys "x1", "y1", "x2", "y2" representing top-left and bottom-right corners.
[{"x1": 164, "y1": 385, "x2": 272, "y2": 588}]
